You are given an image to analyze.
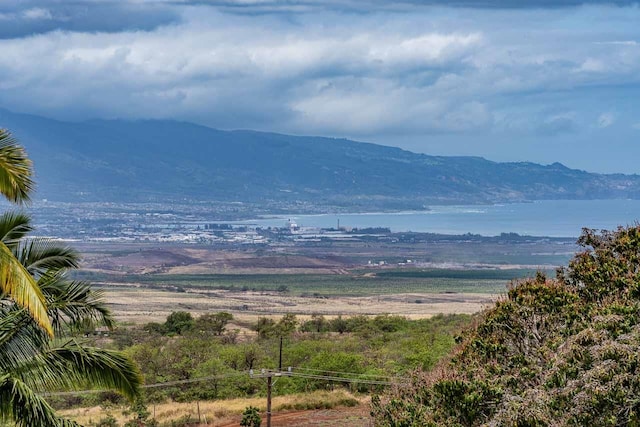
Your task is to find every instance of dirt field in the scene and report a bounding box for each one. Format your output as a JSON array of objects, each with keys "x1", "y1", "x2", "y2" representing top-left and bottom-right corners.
[
  {"x1": 102, "y1": 286, "x2": 497, "y2": 324},
  {"x1": 215, "y1": 406, "x2": 372, "y2": 427},
  {"x1": 75, "y1": 240, "x2": 519, "y2": 325},
  {"x1": 76, "y1": 240, "x2": 570, "y2": 276},
  {"x1": 77, "y1": 243, "x2": 356, "y2": 275}
]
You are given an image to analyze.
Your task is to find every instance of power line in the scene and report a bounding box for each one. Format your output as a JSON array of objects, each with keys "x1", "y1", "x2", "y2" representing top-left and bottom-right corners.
[
  {"x1": 286, "y1": 371, "x2": 403, "y2": 386},
  {"x1": 40, "y1": 371, "x2": 249, "y2": 397},
  {"x1": 290, "y1": 366, "x2": 401, "y2": 380},
  {"x1": 248, "y1": 367, "x2": 404, "y2": 427},
  {"x1": 143, "y1": 372, "x2": 247, "y2": 389},
  {"x1": 40, "y1": 366, "x2": 407, "y2": 399}
]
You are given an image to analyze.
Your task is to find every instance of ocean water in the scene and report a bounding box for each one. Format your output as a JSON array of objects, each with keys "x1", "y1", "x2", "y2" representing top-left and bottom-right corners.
[{"x1": 241, "y1": 199, "x2": 640, "y2": 238}]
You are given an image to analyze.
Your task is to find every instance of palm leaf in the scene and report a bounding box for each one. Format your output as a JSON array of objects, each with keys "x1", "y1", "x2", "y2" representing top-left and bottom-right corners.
[
  {"x1": 0, "y1": 276, "x2": 114, "y2": 369},
  {"x1": 0, "y1": 211, "x2": 33, "y2": 248},
  {"x1": 0, "y1": 374, "x2": 76, "y2": 427},
  {"x1": 0, "y1": 307, "x2": 47, "y2": 372},
  {"x1": 16, "y1": 238, "x2": 80, "y2": 278},
  {"x1": 0, "y1": 130, "x2": 34, "y2": 204},
  {"x1": 39, "y1": 275, "x2": 113, "y2": 333},
  {"x1": 0, "y1": 241, "x2": 52, "y2": 336},
  {"x1": 25, "y1": 341, "x2": 142, "y2": 400}
]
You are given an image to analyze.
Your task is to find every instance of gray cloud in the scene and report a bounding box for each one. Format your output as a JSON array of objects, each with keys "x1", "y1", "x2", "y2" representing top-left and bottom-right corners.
[
  {"x1": 1, "y1": 1, "x2": 640, "y2": 172},
  {"x1": 0, "y1": 2, "x2": 180, "y2": 38},
  {"x1": 0, "y1": 9, "x2": 493, "y2": 135},
  {"x1": 0, "y1": 0, "x2": 638, "y2": 40},
  {"x1": 0, "y1": 0, "x2": 636, "y2": 40},
  {"x1": 155, "y1": 0, "x2": 640, "y2": 11},
  {"x1": 539, "y1": 115, "x2": 578, "y2": 135},
  {"x1": 1, "y1": 5, "x2": 639, "y2": 137}
]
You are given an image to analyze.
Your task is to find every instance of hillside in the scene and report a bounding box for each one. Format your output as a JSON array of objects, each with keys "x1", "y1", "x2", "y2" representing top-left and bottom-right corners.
[
  {"x1": 372, "y1": 225, "x2": 640, "y2": 426},
  {"x1": 1, "y1": 108, "x2": 639, "y2": 207}
]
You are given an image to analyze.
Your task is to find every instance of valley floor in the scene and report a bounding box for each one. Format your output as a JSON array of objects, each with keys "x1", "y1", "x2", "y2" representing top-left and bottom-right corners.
[{"x1": 101, "y1": 286, "x2": 496, "y2": 324}]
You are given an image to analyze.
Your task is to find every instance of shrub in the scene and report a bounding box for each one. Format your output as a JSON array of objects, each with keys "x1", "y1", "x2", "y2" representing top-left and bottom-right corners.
[
  {"x1": 372, "y1": 225, "x2": 640, "y2": 426},
  {"x1": 93, "y1": 414, "x2": 118, "y2": 427},
  {"x1": 164, "y1": 312, "x2": 194, "y2": 335},
  {"x1": 240, "y1": 406, "x2": 261, "y2": 427}
]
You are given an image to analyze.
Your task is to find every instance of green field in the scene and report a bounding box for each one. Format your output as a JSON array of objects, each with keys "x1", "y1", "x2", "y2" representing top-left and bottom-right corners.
[{"x1": 81, "y1": 268, "x2": 549, "y2": 296}]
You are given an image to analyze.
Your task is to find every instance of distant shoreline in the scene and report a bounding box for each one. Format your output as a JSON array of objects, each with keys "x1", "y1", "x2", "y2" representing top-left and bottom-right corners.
[{"x1": 228, "y1": 199, "x2": 639, "y2": 238}]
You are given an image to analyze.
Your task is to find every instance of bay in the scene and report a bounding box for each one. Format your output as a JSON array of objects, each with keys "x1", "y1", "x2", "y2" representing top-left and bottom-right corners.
[{"x1": 239, "y1": 199, "x2": 640, "y2": 238}]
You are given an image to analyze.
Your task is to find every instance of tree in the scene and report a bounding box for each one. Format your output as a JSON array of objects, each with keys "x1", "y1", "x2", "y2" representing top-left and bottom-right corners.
[
  {"x1": 0, "y1": 130, "x2": 34, "y2": 205},
  {"x1": 164, "y1": 311, "x2": 194, "y2": 335},
  {"x1": 275, "y1": 314, "x2": 298, "y2": 337},
  {"x1": 123, "y1": 398, "x2": 158, "y2": 427},
  {"x1": 253, "y1": 317, "x2": 276, "y2": 339},
  {"x1": 0, "y1": 214, "x2": 142, "y2": 426},
  {"x1": 254, "y1": 314, "x2": 297, "y2": 339},
  {"x1": 372, "y1": 225, "x2": 640, "y2": 426},
  {"x1": 329, "y1": 315, "x2": 347, "y2": 334},
  {"x1": 0, "y1": 131, "x2": 142, "y2": 426},
  {"x1": 0, "y1": 130, "x2": 51, "y2": 336},
  {"x1": 309, "y1": 313, "x2": 326, "y2": 333},
  {"x1": 193, "y1": 312, "x2": 233, "y2": 336}
]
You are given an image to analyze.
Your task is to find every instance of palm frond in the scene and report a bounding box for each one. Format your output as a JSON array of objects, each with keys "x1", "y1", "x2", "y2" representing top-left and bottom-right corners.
[
  {"x1": 0, "y1": 129, "x2": 34, "y2": 204},
  {"x1": 0, "y1": 211, "x2": 33, "y2": 248},
  {"x1": 0, "y1": 307, "x2": 48, "y2": 372},
  {"x1": 32, "y1": 341, "x2": 142, "y2": 400},
  {"x1": 16, "y1": 238, "x2": 80, "y2": 278},
  {"x1": 40, "y1": 275, "x2": 114, "y2": 333},
  {"x1": 0, "y1": 241, "x2": 52, "y2": 336},
  {"x1": 0, "y1": 277, "x2": 114, "y2": 369},
  {"x1": 0, "y1": 374, "x2": 74, "y2": 427}
]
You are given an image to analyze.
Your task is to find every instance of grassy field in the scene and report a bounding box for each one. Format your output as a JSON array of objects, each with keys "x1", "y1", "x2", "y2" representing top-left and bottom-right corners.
[
  {"x1": 83, "y1": 268, "x2": 544, "y2": 296},
  {"x1": 59, "y1": 390, "x2": 366, "y2": 426},
  {"x1": 79, "y1": 269, "x2": 534, "y2": 323}
]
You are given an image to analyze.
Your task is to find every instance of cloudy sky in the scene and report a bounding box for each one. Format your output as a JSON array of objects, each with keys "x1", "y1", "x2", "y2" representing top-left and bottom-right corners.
[{"x1": 1, "y1": 0, "x2": 640, "y2": 173}]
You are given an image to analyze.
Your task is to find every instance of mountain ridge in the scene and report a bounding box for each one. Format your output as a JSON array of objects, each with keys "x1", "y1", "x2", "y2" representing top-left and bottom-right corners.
[{"x1": 0, "y1": 108, "x2": 638, "y2": 209}]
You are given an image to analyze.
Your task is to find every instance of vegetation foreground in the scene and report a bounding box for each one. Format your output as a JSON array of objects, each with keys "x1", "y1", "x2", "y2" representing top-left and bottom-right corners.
[
  {"x1": 56, "y1": 226, "x2": 640, "y2": 426},
  {"x1": 50, "y1": 312, "x2": 468, "y2": 425},
  {"x1": 5, "y1": 125, "x2": 640, "y2": 426},
  {"x1": 373, "y1": 226, "x2": 640, "y2": 426}
]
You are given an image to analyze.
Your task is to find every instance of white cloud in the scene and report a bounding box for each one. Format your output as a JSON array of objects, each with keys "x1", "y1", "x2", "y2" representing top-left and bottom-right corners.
[
  {"x1": 0, "y1": 4, "x2": 639, "y2": 141},
  {"x1": 0, "y1": 10, "x2": 488, "y2": 134},
  {"x1": 597, "y1": 112, "x2": 615, "y2": 128},
  {"x1": 596, "y1": 40, "x2": 639, "y2": 46},
  {"x1": 577, "y1": 58, "x2": 607, "y2": 73},
  {"x1": 22, "y1": 8, "x2": 53, "y2": 20}
]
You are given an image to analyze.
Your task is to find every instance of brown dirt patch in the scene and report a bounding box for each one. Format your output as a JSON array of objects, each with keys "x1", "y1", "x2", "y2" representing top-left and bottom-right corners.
[
  {"x1": 79, "y1": 244, "x2": 353, "y2": 275},
  {"x1": 215, "y1": 405, "x2": 372, "y2": 426}
]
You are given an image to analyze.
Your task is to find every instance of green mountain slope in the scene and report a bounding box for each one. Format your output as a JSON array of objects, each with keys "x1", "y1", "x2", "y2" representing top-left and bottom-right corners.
[{"x1": 1, "y1": 108, "x2": 638, "y2": 206}]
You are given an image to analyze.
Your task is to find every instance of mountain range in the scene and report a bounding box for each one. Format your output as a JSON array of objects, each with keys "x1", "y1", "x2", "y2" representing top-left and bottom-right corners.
[{"x1": 0, "y1": 108, "x2": 638, "y2": 209}]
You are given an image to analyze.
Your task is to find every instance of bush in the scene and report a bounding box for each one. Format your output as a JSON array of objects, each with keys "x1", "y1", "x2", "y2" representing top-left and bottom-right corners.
[
  {"x1": 123, "y1": 399, "x2": 158, "y2": 427},
  {"x1": 372, "y1": 226, "x2": 640, "y2": 426},
  {"x1": 240, "y1": 406, "x2": 261, "y2": 427},
  {"x1": 164, "y1": 311, "x2": 194, "y2": 335},
  {"x1": 193, "y1": 312, "x2": 233, "y2": 336},
  {"x1": 93, "y1": 414, "x2": 118, "y2": 427}
]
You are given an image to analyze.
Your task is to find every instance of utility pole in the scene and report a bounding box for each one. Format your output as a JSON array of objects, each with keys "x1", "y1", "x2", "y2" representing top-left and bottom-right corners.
[
  {"x1": 250, "y1": 368, "x2": 292, "y2": 427},
  {"x1": 267, "y1": 375, "x2": 272, "y2": 427},
  {"x1": 278, "y1": 336, "x2": 283, "y2": 371}
]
